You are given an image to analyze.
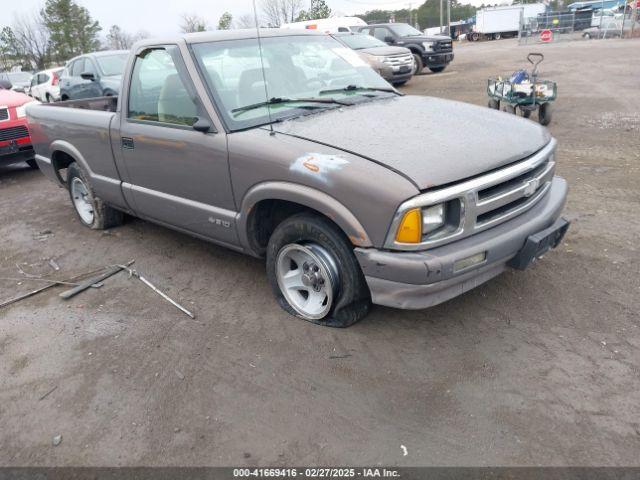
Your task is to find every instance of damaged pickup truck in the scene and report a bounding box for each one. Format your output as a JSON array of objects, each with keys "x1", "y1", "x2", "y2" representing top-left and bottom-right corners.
[{"x1": 27, "y1": 30, "x2": 569, "y2": 327}]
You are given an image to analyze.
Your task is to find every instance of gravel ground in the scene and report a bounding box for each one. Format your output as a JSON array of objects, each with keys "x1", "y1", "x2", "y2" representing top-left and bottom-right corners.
[{"x1": 1, "y1": 38, "x2": 639, "y2": 467}]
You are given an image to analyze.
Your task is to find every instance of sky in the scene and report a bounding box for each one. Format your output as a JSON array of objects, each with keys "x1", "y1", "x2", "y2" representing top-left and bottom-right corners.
[{"x1": 2, "y1": 0, "x2": 487, "y2": 37}]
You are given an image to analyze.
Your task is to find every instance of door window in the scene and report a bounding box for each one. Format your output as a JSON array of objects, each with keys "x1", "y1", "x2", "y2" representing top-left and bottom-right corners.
[
  {"x1": 83, "y1": 59, "x2": 97, "y2": 76},
  {"x1": 373, "y1": 27, "x2": 390, "y2": 42},
  {"x1": 127, "y1": 47, "x2": 199, "y2": 127},
  {"x1": 72, "y1": 59, "x2": 85, "y2": 77}
]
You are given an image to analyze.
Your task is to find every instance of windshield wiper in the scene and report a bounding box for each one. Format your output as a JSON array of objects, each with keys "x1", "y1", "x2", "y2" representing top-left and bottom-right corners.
[
  {"x1": 231, "y1": 96, "x2": 350, "y2": 115},
  {"x1": 319, "y1": 85, "x2": 402, "y2": 96}
]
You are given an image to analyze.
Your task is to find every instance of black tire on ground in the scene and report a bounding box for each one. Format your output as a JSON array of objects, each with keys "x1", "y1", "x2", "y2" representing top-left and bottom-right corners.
[
  {"x1": 412, "y1": 53, "x2": 424, "y2": 75},
  {"x1": 393, "y1": 80, "x2": 408, "y2": 87},
  {"x1": 46, "y1": 93, "x2": 52, "y2": 103},
  {"x1": 583, "y1": 33, "x2": 591, "y2": 39},
  {"x1": 493, "y1": 33, "x2": 502, "y2": 40},
  {"x1": 67, "y1": 162, "x2": 124, "y2": 230},
  {"x1": 26, "y1": 158, "x2": 38, "y2": 169},
  {"x1": 538, "y1": 103, "x2": 552, "y2": 125},
  {"x1": 470, "y1": 32, "x2": 480, "y2": 41},
  {"x1": 429, "y1": 66, "x2": 446, "y2": 73},
  {"x1": 266, "y1": 213, "x2": 371, "y2": 328},
  {"x1": 488, "y1": 98, "x2": 500, "y2": 110},
  {"x1": 504, "y1": 104, "x2": 517, "y2": 115}
]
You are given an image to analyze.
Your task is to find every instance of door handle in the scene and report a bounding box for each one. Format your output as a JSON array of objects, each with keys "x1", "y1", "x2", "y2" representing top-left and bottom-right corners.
[{"x1": 121, "y1": 137, "x2": 134, "y2": 149}]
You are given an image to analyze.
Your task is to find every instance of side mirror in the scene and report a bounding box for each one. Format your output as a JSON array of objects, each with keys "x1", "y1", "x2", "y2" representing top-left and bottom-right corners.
[
  {"x1": 384, "y1": 36, "x2": 395, "y2": 43},
  {"x1": 80, "y1": 72, "x2": 96, "y2": 81},
  {"x1": 192, "y1": 117, "x2": 211, "y2": 133}
]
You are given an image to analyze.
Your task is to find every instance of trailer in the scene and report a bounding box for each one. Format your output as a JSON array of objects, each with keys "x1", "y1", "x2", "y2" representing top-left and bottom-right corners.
[{"x1": 470, "y1": 3, "x2": 547, "y2": 40}]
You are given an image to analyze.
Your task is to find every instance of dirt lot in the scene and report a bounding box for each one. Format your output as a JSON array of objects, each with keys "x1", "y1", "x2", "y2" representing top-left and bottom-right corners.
[{"x1": 1, "y1": 38, "x2": 639, "y2": 467}]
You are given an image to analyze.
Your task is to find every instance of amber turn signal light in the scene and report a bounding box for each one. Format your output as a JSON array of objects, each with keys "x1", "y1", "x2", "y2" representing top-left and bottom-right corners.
[{"x1": 395, "y1": 208, "x2": 422, "y2": 243}]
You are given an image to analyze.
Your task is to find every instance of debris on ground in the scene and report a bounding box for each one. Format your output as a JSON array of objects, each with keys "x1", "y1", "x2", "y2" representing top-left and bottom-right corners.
[
  {"x1": 118, "y1": 265, "x2": 195, "y2": 319},
  {"x1": 38, "y1": 386, "x2": 58, "y2": 401},
  {"x1": 52, "y1": 435, "x2": 62, "y2": 446}
]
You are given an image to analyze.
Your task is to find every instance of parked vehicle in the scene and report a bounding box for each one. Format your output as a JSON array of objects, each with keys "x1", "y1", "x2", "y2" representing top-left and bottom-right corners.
[
  {"x1": 281, "y1": 16, "x2": 367, "y2": 33},
  {"x1": 0, "y1": 88, "x2": 37, "y2": 168},
  {"x1": 0, "y1": 71, "x2": 33, "y2": 93},
  {"x1": 59, "y1": 50, "x2": 128, "y2": 100},
  {"x1": 582, "y1": 17, "x2": 640, "y2": 37},
  {"x1": 27, "y1": 30, "x2": 569, "y2": 326},
  {"x1": 331, "y1": 32, "x2": 414, "y2": 86},
  {"x1": 470, "y1": 4, "x2": 547, "y2": 40},
  {"x1": 28, "y1": 67, "x2": 64, "y2": 103},
  {"x1": 358, "y1": 23, "x2": 453, "y2": 74}
]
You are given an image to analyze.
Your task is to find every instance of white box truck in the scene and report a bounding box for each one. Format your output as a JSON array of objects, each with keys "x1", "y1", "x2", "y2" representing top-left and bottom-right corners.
[{"x1": 470, "y1": 3, "x2": 547, "y2": 40}]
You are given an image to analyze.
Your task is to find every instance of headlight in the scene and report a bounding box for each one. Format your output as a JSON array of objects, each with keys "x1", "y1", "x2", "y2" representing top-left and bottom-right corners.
[
  {"x1": 16, "y1": 100, "x2": 39, "y2": 118},
  {"x1": 422, "y1": 41, "x2": 434, "y2": 51},
  {"x1": 422, "y1": 204, "x2": 445, "y2": 233}
]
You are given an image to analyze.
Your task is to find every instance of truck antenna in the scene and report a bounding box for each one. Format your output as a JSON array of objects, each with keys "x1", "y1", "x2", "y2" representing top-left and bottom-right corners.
[{"x1": 252, "y1": 0, "x2": 275, "y2": 134}]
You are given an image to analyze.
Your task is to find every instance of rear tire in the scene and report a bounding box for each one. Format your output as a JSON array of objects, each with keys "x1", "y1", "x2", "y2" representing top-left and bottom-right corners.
[
  {"x1": 26, "y1": 159, "x2": 38, "y2": 169},
  {"x1": 429, "y1": 66, "x2": 446, "y2": 73},
  {"x1": 538, "y1": 103, "x2": 552, "y2": 126},
  {"x1": 67, "y1": 162, "x2": 124, "y2": 230},
  {"x1": 266, "y1": 213, "x2": 371, "y2": 327},
  {"x1": 393, "y1": 80, "x2": 408, "y2": 87},
  {"x1": 493, "y1": 32, "x2": 502, "y2": 40},
  {"x1": 412, "y1": 54, "x2": 424, "y2": 75},
  {"x1": 488, "y1": 98, "x2": 500, "y2": 110}
]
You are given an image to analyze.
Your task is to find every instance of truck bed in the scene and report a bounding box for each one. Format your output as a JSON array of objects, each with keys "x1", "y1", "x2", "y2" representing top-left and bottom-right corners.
[{"x1": 48, "y1": 96, "x2": 118, "y2": 112}]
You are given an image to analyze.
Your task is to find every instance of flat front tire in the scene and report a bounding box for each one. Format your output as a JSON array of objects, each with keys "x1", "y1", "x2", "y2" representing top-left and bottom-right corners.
[
  {"x1": 266, "y1": 213, "x2": 371, "y2": 327},
  {"x1": 67, "y1": 162, "x2": 124, "y2": 230}
]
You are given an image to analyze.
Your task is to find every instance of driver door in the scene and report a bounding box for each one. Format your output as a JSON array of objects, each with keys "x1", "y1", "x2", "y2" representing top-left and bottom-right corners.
[{"x1": 118, "y1": 45, "x2": 237, "y2": 246}]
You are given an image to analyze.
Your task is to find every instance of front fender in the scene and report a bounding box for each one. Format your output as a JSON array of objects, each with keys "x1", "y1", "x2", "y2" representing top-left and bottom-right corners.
[{"x1": 237, "y1": 181, "x2": 373, "y2": 254}]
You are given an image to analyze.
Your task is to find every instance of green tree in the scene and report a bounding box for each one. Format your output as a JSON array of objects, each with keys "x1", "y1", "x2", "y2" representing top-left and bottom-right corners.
[
  {"x1": 296, "y1": 0, "x2": 332, "y2": 20},
  {"x1": 218, "y1": 12, "x2": 233, "y2": 30},
  {"x1": 42, "y1": 0, "x2": 101, "y2": 63}
]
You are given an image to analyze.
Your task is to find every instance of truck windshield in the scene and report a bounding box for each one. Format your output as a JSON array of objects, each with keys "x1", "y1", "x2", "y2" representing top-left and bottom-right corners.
[
  {"x1": 96, "y1": 53, "x2": 128, "y2": 76},
  {"x1": 390, "y1": 24, "x2": 424, "y2": 37},
  {"x1": 191, "y1": 34, "x2": 392, "y2": 130}
]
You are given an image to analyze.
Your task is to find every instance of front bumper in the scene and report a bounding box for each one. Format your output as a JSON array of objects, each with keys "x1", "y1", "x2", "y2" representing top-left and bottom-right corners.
[
  {"x1": 355, "y1": 177, "x2": 568, "y2": 310},
  {"x1": 422, "y1": 51, "x2": 454, "y2": 67},
  {"x1": 0, "y1": 144, "x2": 35, "y2": 164}
]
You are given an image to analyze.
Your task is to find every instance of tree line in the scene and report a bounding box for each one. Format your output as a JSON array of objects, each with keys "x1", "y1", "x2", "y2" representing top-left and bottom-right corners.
[{"x1": 0, "y1": 0, "x2": 148, "y2": 72}]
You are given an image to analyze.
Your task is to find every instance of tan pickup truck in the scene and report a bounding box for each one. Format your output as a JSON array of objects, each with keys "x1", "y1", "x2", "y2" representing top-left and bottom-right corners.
[{"x1": 27, "y1": 29, "x2": 569, "y2": 327}]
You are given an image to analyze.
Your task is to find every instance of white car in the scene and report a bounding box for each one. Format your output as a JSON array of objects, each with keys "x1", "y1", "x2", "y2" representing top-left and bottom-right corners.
[{"x1": 28, "y1": 67, "x2": 64, "y2": 103}]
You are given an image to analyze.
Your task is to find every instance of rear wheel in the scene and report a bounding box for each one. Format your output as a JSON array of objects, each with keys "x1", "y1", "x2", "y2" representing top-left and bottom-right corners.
[
  {"x1": 470, "y1": 32, "x2": 480, "y2": 41},
  {"x1": 493, "y1": 32, "x2": 502, "y2": 40},
  {"x1": 26, "y1": 158, "x2": 38, "y2": 169},
  {"x1": 429, "y1": 66, "x2": 446, "y2": 73},
  {"x1": 538, "y1": 102, "x2": 552, "y2": 126},
  {"x1": 393, "y1": 80, "x2": 408, "y2": 87},
  {"x1": 488, "y1": 98, "x2": 500, "y2": 110},
  {"x1": 412, "y1": 53, "x2": 424, "y2": 75},
  {"x1": 266, "y1": 213, "x2": 371, "y2": 327},
  {"x1": 67, "y1": 162, "x2": 124, "y2": 230}
]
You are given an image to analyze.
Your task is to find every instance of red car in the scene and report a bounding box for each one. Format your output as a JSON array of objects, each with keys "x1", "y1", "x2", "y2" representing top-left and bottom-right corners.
[{"x1": 0, "y1": 87, "x2": 38, "y2": 168}]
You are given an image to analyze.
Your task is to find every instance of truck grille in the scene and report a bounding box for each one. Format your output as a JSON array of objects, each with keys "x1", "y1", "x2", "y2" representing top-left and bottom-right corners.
[
  {"x1": 383, "y1": 53, "x2": 414, "y2": 68},
  {"x1": 434, "y1": 40, "x2": 453, "y2": 52},
  {"x1": 0, "y1": 125, "x2": 30, "y2": 142},
  {"x1": 385, "y1": 139, "x2": 557, "y2": 250},
  {"x1": 0, "y1": 107, "x2": 8, "y2": 121}
]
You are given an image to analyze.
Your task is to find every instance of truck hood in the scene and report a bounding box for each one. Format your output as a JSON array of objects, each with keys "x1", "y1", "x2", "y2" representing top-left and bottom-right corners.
[
  {"x1": 397, "y1": 35, "x2": 451, "y2": 43},
  {"x1": 356, "y1": 46, "x2": 411, "y2": 56},
  {"x1": 273, "y1": 95, "x2": 551, "y2": 190}
]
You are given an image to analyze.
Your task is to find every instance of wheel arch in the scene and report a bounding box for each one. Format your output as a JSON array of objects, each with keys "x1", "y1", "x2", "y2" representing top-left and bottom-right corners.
[
  {"x1": 238, "y1": 182, "x2": 373, "y2": 257},
  {"x1": 49, "y1": 140, "x2": 93, "y2": 185}
]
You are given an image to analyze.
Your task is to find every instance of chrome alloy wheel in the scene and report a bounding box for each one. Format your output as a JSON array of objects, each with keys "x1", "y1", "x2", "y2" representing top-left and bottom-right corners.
[
  {"x1": 276, "y1": 243, "x2": 339, "y2": 320},
  {"x1": 70, "y1": 177, "x2": 94, "y2": 225}
]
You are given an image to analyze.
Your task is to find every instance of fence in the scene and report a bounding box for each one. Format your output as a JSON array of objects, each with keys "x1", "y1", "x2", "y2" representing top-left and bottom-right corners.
[{"x1": 518, "y1": 9, "x2": 640, "y2": 44}]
